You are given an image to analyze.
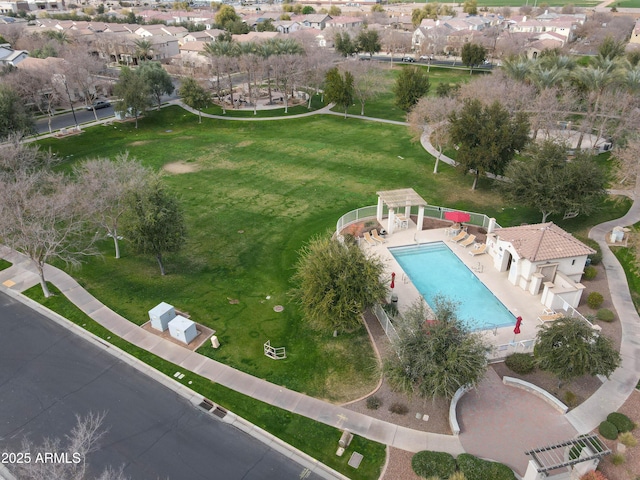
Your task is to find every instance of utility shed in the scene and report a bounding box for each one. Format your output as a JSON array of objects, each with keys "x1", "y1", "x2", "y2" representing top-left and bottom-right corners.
[
  {"x1": 168, "y1": 316, "x2": 198, "y2": 345},
  {"x1": 149, "y1": 302, "x2": 176, "y2": 332}
]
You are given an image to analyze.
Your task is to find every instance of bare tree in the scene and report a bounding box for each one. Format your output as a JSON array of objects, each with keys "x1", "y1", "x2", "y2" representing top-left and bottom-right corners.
[
  {"x1": 457, "y1": 70, "x2": 536, "y2": 114},
  {"x1": 301, "y1": 48, "x2": 334, "y2": 107},
  {"x1": 12, "y1": 412, "x2": 129, "y2": 480},
  {"x1": 0, "y1": 141, "x2": 98, "y2": 298},
  {"x1": 613, "y1": 139, "x2": 640, "y2": 192},
  {"x1": 272, "y1": 54, "x2": 303, "y2": 113},
  {"x1": 62, "y1": 46, "x2": 108, "y2": 119},
  {"x1": 408, "y1": 96, "x2": 460, "y2": 173},
  {"x1": 344, "y1": 60, "x2": 388, "y2": 116},
  {"x1": 5, "y1": 67, "x2": 62, "y2": 134},
  {"x1": 74, "y1": 153, "x2": 157, "y2": 259}
]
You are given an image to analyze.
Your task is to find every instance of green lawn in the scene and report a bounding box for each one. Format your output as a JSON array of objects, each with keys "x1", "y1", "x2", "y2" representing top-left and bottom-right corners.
[
  {"x1": 612, "y1": 0, "x2": 640, "y2": 7},
  {"x1": 36, "y1": 106, "x2": 631, "y2": 402},
  {"x1": 0, "y1": 259, "x2": 11, "y2": 271},
  {"x1": 332, "y1": 65, "x2": 477, "y2": 122},
  {"x1": 23, "y1": 283, "x2": 386, "y2": 480}
]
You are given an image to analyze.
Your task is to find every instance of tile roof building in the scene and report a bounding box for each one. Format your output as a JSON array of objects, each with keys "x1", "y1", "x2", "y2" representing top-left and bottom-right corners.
[{"x1": 486, "y1": 222, "x2": 595, "y2": 310}]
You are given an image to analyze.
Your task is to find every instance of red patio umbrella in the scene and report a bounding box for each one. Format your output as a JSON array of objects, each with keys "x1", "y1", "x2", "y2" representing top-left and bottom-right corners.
[
  {"x1": 513, "y1": 316, "x2": 523, "y2": 335},
  {"x1": 390, "y1": 272, "x2": 396, "y2": 289},
  {"x1": 444, "y1": 210, "x2": 471, "y2": 223}
]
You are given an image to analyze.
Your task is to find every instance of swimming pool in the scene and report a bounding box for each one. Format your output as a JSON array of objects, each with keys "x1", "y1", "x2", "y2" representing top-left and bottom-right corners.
[{"x1": 390, "y1": 242, "x2": 515, "y2": 331}]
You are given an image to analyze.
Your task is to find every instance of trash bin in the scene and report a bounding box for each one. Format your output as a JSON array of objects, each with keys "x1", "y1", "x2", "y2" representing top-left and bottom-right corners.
[{"x1": 391, "y1": 294, "x2": 398, "y2": 305}]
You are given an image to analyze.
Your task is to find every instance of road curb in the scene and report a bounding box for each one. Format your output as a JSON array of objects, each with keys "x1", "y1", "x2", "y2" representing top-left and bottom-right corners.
[{"x1": 1, "y1": 287, "x2": 349, "y2": 480}]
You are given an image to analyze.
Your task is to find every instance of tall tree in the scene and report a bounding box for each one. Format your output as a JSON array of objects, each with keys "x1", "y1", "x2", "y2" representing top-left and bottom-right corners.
[
  {"x1": 5, "y1": 67, "x2": 61, "y2": 134},
  {"x1": 113, "y1": 67, "x2": 151, "y2": 128},
  {"x1": 179, "y1": 77, "x2": 212, "y2": 123},
  {"x1": 448, "y1": 99, "x2": 529, "y2": 190},
  {"x1": 124, "y1": 182, "x2": 186, "y2": 276},
  {"x1": 356, "y1": 28, "x2": 381, "y2": 58},
  {"x1": 501, "y1": 140, "x2": 571, "y2": 222},
  {"x1": 345, "y1": 61, "x2": 387, "y2": 116},
  {"x1": 0, "y1": 84, "x2": 34, "y2": 138},
  {"x1": 461, "y1": 43, "x2": 487, "y2": 75},
  {"x1": 0, "y1": 142, "x2": 97, "y2": 298},
  {"x1": 324, "y1": 67, "x2": 354, "y2": 118},
  {"x1": 137, "y1": 61, "x2": 174, "y2": 110},
  {"x1": 334, "y1": 31, "x2": 357, "y2": 57},
  {"x1": 393, "y1": 66, "x2": 430, "y2": 111},
  {"x1": 62, "y1": 47, "x2": 108, "y2": 120},
  {"x1": 74, "y1": 153, "x2": 156, "y2": 259},
  {"x1": 384, "y1": 297, "x2": 491, "y2": 400},
  {"x1": 534, "y1": 317, "x2": 620, "y2": 386},
  {"x1": 291, "y1": 235, "x2": 387, "y2": 333}
]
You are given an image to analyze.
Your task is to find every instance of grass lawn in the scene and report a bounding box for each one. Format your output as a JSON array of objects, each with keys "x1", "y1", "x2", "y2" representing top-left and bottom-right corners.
[
  {"x1": 612, "y1": 0, "x2": 640, "y2": 7},
  {"x1": 0, "y1": 259, "x2": 11, "y2": 271},
  {"x1": 332, "y1": 65, "x2": 477, "y2": 122},
  {"x1": 23, "y1": 283, "x2": 386, "y2": 480},
  {"x1": 36, "y1": 106, "x2": 631, "y2": 402}
]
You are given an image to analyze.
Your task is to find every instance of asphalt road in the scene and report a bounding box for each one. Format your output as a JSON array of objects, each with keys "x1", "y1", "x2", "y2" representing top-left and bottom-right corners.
[{"x1": 0, "y1": 292, "x2": 322, "y2": 480}]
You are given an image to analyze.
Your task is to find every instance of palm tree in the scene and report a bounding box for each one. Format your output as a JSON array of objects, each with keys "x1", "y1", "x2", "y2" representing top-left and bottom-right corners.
[
  {"x1": 203, "y1": 40, "x2": 240, "y2": 109},
  {"x1": 529, "y1": 65, "x2": 567, "y2": 90},
  {"x1": 134, "y1": 39, "x2": 153, "y2": 64},
  {"x1": 572, "y1": 59, "x2": 621, "y2": 148},
  {"x1": 501, "y1": 55, "x2": 533, "y2": 82}
]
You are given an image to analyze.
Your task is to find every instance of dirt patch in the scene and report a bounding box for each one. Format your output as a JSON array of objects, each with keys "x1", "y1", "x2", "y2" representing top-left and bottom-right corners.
[
  {"x1": 236, "y1": 140, "x2": 254, "y2": 147},
  {"x1": 129, "y1": 140, "x2": 150, "y2": 147},
  {"x1": 383, "y1": 448, "x2": 423, "y2": 480},
  {"x1": 163, "y1": 161, "x2": 199, "y2": 174}
]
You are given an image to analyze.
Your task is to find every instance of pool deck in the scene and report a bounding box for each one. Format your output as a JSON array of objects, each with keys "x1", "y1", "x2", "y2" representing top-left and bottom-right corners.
[{"x1": 365, "y1": 221, "x2": 548, "y2": 353}]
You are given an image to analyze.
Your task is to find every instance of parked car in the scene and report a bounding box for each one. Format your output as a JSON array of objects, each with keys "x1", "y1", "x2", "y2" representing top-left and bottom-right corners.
[
  {"x1": 401, "y1": 56, "x2": 415, "y2": 63},
  {"x1": 86, "y1": 100, "x2": 111, "y2": 111},
  {"x1": 419, "y1": 55, "x2": 434, "y2": 61}
]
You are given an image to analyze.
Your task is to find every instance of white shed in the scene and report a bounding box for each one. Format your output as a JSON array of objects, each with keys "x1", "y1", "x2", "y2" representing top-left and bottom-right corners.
[
  {"x1": 168, "y1": 316, "x2": 198, "y2": 345},
  {"x1": 149, "y1": 302, "x2": 176, "y2": 332}
]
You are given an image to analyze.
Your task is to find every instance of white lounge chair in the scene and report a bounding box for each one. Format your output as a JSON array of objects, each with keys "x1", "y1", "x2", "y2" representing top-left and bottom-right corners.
[
  {"x1": 459, "y1": 234, "x2": 477, "y2": 248},
  {"x1": 469, "y1": 243, "x2": 487, "y2": 256},
  {"x1": 449, "y1": 231, "x2": 468, "y2": 243},
  {"x1": 363, "y1": 231, "x2": 377, "y2": 246},
  {"x1": 371, "y1": 229, "x2": 386, "y2": 244}
]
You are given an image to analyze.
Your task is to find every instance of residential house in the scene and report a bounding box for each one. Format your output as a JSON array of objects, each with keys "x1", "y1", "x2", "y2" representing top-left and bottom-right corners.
[
  {"x1": 301, "y1": 14, "x2": 332, "y2": 30},
  {"x1": 325, "y1": 16, "x2": 364, "y2": 29},
  {"x1": 486, "y1": 222, "x2": 595, "y2": 309},
  {"x1": 0, "y1": 44, "x2": 28, "y2": 66},
  {"x1": 274, "y1": 21, "x2": 301, "y2": 34}
]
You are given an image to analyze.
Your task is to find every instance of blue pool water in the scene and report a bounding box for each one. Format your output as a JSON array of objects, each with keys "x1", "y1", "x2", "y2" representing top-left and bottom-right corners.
[{"x1": 390, "y1": 242, "x2": 515, "y2": 331}]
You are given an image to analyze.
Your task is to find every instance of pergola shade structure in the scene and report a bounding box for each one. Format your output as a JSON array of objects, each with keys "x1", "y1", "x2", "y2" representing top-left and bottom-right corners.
[
  {"x1": 525, "y1": 434, "x2": 610, "y2": 475},
  {"x1": 376, "y1": 188, "x2": 428, "y2": 235}
]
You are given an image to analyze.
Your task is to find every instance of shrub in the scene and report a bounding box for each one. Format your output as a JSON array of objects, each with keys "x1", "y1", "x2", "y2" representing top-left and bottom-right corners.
[
  {"x1": 610, "y1": 453, "x2": 625, "y2": 465},
  {"x1": 596, "y1": 309, "x2": 615, "y2": 322},
  {"x1": 456, "y1": 453, "x2": 517, "y2": 480},
  {"x1": 366, "y1": 396, "x2": 381, "y2": 410},
  {"x1": 389, "y1": 402, "x2": 409, "y2": 415},
  {"x1": 587, "y1": 292, "x2": 604, "y2": 309},
  {"x1": 580, "y1": 471, "x2": 608, "y2": 480},
  {"x1": 583, "y1": 265, "x2": 598, "y2": 280},
  {"x1": 504, "y1": 353, "x2": 535, "y2": 374},
  {"x1": 449, "y1": 473, "x2": 467, "y2": 480},
  {"x1": 584, "y1": 238, "x2": 602, "y2": 265},
  {"x1": 618, "y1": 431, "x2": 637, "y2": 447},
  {"x1": 599, "y1": 420, "x2": 619, "y2": 440},
  {"x1": 411, "y1": 451, "x2": 456, "y2": 479},
  {"x1": 564, "y1": 390, "x2": 578, "y2": 407},
  {"x1": 607, "y1": 412, "x2": 636, "y2": 433}
]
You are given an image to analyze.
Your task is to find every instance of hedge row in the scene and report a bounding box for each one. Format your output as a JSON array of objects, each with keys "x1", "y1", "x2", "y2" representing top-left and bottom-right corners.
[{"x1": 412, "y1": 452, "x2": 516, "y2": 480}]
